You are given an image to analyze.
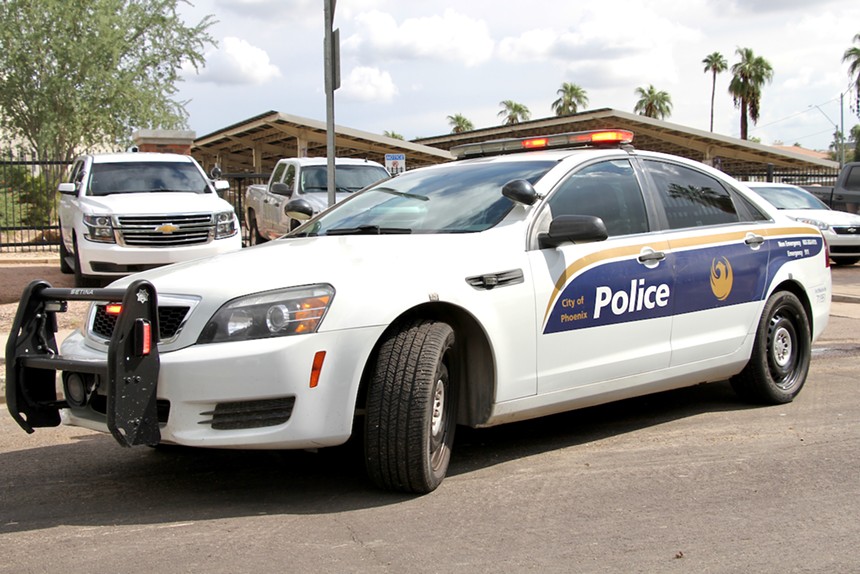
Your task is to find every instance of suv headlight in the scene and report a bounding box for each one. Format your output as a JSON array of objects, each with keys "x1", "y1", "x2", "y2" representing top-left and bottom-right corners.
[
  {"x1": 82, "y1": 214, "x2": 116, "y2": 243},
  {"x1": 197, "y1": 284, "x2": 334, "y2": 344},
  {"x1": 215, "y1": 211, "x2": 238, "y2": 239},
  {"x1": 794, "y1": 217, "x2": 830, "y2": 232}
]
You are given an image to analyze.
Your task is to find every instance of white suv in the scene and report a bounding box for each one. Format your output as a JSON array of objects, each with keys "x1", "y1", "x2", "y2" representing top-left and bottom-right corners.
[
  {"x1": 9, "y1": 130, "x2": 831, "y2": 494},
  {"x1": 57, "y1": 152, "x2": 241, "y2": 286}
]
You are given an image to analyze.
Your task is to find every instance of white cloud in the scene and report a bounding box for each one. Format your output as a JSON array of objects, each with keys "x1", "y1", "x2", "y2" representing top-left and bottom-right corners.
[
  {"x1": 344, "y1": 9, "x2": 494, "y2": 67},
  {"x1": 339, "y1": 66, "x2": 399, "y2": 102},
  {"x1": 184, "y1": 36, "x2": 281, "y2": 86}
]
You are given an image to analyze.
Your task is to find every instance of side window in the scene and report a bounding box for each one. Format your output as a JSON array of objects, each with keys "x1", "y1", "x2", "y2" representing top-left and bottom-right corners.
[
  {"x1": 546, "y1": 159, "x2": 649, "y2": 237},
  {"x1": 68, "y1": 160, "x2": 84, "y2": 185},
  {"x1": 283, "y1": 165, "x2": 296, "y2": 192},
  {"x1": 644, "y1": 160, "x2": 739, "y2": 229},
  {"x1": 844, "y1": 165, "x2": 860, "y2": 191},
  {"x1": 269, "y1": 163, "x2": 287, "y2": 189}
]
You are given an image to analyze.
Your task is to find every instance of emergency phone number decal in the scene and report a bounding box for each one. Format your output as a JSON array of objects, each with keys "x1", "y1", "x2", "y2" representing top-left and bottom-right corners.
[{"x1": 543, "y1": 234, "x2": 822, "y2": 334}]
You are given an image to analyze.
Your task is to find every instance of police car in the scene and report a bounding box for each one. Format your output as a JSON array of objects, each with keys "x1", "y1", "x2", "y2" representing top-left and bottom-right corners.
[{"x1": 6, "y1": 130, "x2": 831, "y2": 494}]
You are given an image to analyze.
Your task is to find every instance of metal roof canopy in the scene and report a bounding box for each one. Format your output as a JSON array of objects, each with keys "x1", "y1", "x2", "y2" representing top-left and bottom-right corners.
[
  {"x1": 415, "y1": 108, "x2": 839, "y2": 176},
  {"x1": 192, "y1": 110, "x2": 454, "y2": 174}
]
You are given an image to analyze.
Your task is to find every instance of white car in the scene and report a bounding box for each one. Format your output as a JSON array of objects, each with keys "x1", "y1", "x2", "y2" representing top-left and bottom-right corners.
[
  {"x1": 8, "y1": 130, "x2": 831, "y2": 493},
  {"x1": 57, "y1": 152, "x2": 242, "y2": 286},
  {"x1": 745, "y1": 181, "x2": 860, "y2": 266}
]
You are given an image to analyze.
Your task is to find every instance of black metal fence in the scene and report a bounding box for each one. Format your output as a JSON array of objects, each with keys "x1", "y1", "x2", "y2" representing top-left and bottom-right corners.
[
  {"x1": 0, "y1": 152, "x2": 843, "y2": 253},
  {"x1": 0, "y1": 151, "x2": 269, "y2": 252}
]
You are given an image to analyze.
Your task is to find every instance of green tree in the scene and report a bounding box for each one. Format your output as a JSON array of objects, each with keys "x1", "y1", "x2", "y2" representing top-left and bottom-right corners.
[
  {"x1": 852, "y1": 124, "x2": 860, "y2": 162},
  {"x1": 446, "y1": 114, "x2": 474, "y2": 134},
  {"x1": 843, "y1": 34, "x2": 860, "y2": 93},
  {"x1": 0, "y1": 0, "x2": 216, "y2": 164},
  {"x1": 497, "y1": 100, "x2": 531, "y2": 125},
  {"x1": 633, "y1": 85, "x2": 672, "y2": 119},
  {"x1": 551, "y1": 82, "x2": 589, "y2": 116},
  {"x1": 728, "y1": 47, "x2": 773, "y2": 140},
  {"x1": 383, "y1": 130, "x2": 404, "y2": 140},
  {"x1": 702, "y1": 52, "x2": 728, "y2": 132}
]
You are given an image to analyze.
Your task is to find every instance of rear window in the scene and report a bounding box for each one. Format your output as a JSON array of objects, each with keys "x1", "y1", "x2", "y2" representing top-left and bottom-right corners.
[
  {"x1": 88, "y1": 162, "x2": 209, "y2": 196},
  {"x1": 644, "y1": 160, "x2": 739, "y2": 229}
]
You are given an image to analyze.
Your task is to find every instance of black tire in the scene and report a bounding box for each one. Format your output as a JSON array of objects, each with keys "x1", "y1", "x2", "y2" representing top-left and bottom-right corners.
[
  {"x1": 247, "y1": 211, "x2": 266, "y2": 246},
  {"x1": 731, "y1": 291, "x2": 811, "y2": 404},
  {"x1": 365, "y1": 320, "x2": 458, "y2": 494},
  {"x1": 59, "y1": 232, "x2": 73, "y2": 274},
  {"x1": 831, "y1": 256, "x2": 860, "y2": 266}
]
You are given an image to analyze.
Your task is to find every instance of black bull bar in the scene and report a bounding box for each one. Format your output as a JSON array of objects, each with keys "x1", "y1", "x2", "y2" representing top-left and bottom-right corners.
[{"x1": 5, "y1": 280, "x2": 161, "y2": 447}]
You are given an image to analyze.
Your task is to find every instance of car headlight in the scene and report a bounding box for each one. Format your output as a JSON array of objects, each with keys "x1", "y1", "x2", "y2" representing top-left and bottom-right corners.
[
  {"x1": 82, "y1": 214, "x2": 116, "y2": 243},
  {"x1": 197, "y1": 284, "x2": 334, "y2": 344},
  {"x1": 793, "y1": 217, "x2": 831, "y2": 232},
  {"x1": 215, "y1": 211, "x2": 238, "y2": 239}
]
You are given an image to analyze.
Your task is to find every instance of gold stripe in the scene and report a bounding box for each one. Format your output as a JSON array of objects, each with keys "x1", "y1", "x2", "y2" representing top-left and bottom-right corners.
[{"x1": 541, "y1": 225, "x2": 822, "y2": 324}]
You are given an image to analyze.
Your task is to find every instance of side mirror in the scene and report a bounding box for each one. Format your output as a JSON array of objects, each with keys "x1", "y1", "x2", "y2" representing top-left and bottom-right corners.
[
  {"x1": 57, "y1": 182, "x2": 77, "y2": 195},
  {"x1": 285, "y1": 197, "x2": 314, "y2": 221},
  {"x1": 271, "y1": 182, "x2": 291, "y2": 196},
  {"x1": 213, "y1": 180, "x2": 229, "y2": 192},
  {"x1": 538, "y1": 215, "x2": 608, "y2": 249},
  {"x1": 502, "y1": 179, "x2": 540, "y2": 205}
]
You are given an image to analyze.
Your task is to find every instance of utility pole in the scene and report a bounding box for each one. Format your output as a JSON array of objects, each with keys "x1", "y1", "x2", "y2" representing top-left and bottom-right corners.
[{"x1": 323, "y1": 0, "x2": 340, "y2": 207}]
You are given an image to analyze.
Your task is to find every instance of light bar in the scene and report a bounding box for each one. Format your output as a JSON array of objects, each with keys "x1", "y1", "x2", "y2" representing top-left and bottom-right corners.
[{"x1": 451, "y1": 129, "x2": 635, "y2": 159}]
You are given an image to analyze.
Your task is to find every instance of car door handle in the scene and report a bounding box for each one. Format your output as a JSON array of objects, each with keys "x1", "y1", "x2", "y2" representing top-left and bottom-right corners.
[
  {"x1": 745, "y1": 234, "x2": 765, "y2": 247},
  {"x1": 638, "y1": 250, "x2": 666, "y2": 263}
]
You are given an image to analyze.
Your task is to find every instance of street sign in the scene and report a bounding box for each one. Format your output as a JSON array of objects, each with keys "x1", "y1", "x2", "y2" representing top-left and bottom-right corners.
[{"x1": 385, "y1": 153, "x2": 406, "y2": 175}]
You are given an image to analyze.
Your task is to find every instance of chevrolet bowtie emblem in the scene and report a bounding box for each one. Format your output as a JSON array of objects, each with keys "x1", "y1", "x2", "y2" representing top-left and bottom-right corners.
[{"x1": 155, "y1": 224, "x2": 179, "y2": 234}]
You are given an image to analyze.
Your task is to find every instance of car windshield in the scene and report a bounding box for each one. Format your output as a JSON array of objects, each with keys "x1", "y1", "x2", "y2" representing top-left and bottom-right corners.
[
  {"x1": 752, "y1": 185, "x2": 830, "y2": 210},
  {"x1": 294, "y1": 159, "x2": 555, "y2": 235},
  {"x1": 88, "y1": 162, "x2": 209, "y2": 196},
  {"x1": 300, "y1": 165, "x2": 390, "y2": 193}
]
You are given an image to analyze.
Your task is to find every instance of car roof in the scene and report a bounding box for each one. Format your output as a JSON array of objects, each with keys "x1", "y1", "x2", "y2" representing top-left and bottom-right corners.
[
  {"x1": 84, "y1": 152, "x2": 196, "y2": 164},
  {"x1": 291, "y1": 157, "x2": 386, "y2": 167}
]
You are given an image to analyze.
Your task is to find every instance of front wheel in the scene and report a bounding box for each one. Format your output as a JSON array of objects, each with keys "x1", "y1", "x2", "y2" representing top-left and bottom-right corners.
[
  {"x1": 731, "y1": 291, "x2": 811, "y2": 404},
  {"x1": 365, "y1": 320, "x2": 458, "y2": 494},
  {"x1": 247, "y1": 211, "x2": 266, "y2": 246}
]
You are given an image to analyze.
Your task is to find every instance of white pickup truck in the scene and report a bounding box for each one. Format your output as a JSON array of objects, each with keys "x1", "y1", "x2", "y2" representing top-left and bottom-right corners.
[
  {"x1": 244, "y1": 157, "x2": 389, "y2": 243},
  {"x1": 58, "y1": 152, "x2": 241, "y2": 287}
]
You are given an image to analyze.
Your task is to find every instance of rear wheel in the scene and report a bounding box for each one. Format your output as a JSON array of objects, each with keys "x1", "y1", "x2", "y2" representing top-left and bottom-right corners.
[
  {"x1": 731, "y1": 291, "x2": 811, "y2": 404},
  {"x1": 247, "y1": 211, "x2": 266, "y2": 245},
  {"x1": 365, "y1": 320, "x2": 458, "y2": 494}
]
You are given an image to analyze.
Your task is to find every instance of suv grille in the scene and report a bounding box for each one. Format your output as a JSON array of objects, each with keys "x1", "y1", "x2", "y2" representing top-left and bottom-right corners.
[
  {"x1": 116, "y1": 213, "x2": 214, "y2": 247},
  {"x1": 832, "y1": 226, "x2": 860, "y2": 236},
  {"x1": 92, "y1": 304, "x2": 191, "y2": 342}
]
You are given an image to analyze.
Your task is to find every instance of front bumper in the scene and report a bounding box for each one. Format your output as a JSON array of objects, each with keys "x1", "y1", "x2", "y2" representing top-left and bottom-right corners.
[
  {"x1": 79, "y1": 234, "x2": 241, "y2": 276},
  {"x1": 6, "y1": 281, "x2": 383, "y2": 450}
]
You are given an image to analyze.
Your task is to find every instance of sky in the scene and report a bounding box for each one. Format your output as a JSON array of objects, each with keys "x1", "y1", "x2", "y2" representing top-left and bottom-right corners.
[{"x1": 175, "y1": 0, "x2": 860, "y2": 153}]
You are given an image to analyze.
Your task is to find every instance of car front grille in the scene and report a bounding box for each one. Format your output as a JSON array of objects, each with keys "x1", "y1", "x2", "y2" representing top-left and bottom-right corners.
[
  {"x1": 198, "y1": 398, "x2": 296, "y2": 430},
  {"x1": 116, "y1": 213, "x2": 214, "y2": 247},
  {"x1": 91, "y1": 304, "x2": 191, "y2": 342},
  {"x1": 832, "y1": 226, "x2": 860, "y2": 236}
]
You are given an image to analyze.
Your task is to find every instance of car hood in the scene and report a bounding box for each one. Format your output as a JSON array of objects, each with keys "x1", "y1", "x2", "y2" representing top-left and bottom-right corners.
[
  {"x1": 80, "y1": 192, "x2": 233, "y2": 214},
  {"x1": 298, "y1": 192, "x2": 352, "y2": 214},
  {"x1": 106, "y1": 227, "x2": 523, "y2": 343},
  {"x1": 779, "y1": 208, "x2": 860, "y2": 226}
]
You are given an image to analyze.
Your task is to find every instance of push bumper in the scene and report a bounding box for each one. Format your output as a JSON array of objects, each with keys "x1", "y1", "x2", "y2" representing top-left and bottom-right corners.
[{"x1": 5, "y1": 280, "x2": 161, "y2": 447}]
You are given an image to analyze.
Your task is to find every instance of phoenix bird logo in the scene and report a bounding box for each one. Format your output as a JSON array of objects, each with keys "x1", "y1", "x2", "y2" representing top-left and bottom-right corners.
[{"x1": 710, "y1": 256, "x2": 733, "y2": 301}]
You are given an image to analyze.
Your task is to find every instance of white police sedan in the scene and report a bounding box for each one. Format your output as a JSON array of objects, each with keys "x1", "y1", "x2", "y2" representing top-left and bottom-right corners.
[{"x1": 7, "y1": 130, "x2": 831, "y2": 494}]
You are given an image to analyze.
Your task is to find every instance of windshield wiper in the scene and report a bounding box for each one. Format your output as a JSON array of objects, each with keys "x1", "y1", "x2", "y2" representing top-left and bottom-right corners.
[
  {"x1": 326, "y1": 225, "x2": 412, "y2": 236},
  {"x1": 374, "y1": 187, "x2": 429, "y2": 201}
]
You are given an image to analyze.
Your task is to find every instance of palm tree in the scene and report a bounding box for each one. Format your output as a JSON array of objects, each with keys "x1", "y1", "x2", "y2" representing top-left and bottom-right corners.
[
  {"x1": 383, "y1": 130, "x2": 404, "y2": 140},
  {"x1": 497, "y1": 100, "x2": 531, "y2": 125},
  {"x1": 702, "y1": 52, "x2": 727, "y2": 132},
  {"x1": 843, "y1": 33, "x2": 860, "y2": 92},
  {"x1": 728, "y1": 47, "x2": 773, "y2": 140},
  {"x1": 446, "y1": 114, "x2": 474, "y2": 134},
  {"x1": 633, "y1": 85, "x2": 672, "y2": 119},
  {"x1": 552, "y1": 82, "x2": 589, "y2": 116}
]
